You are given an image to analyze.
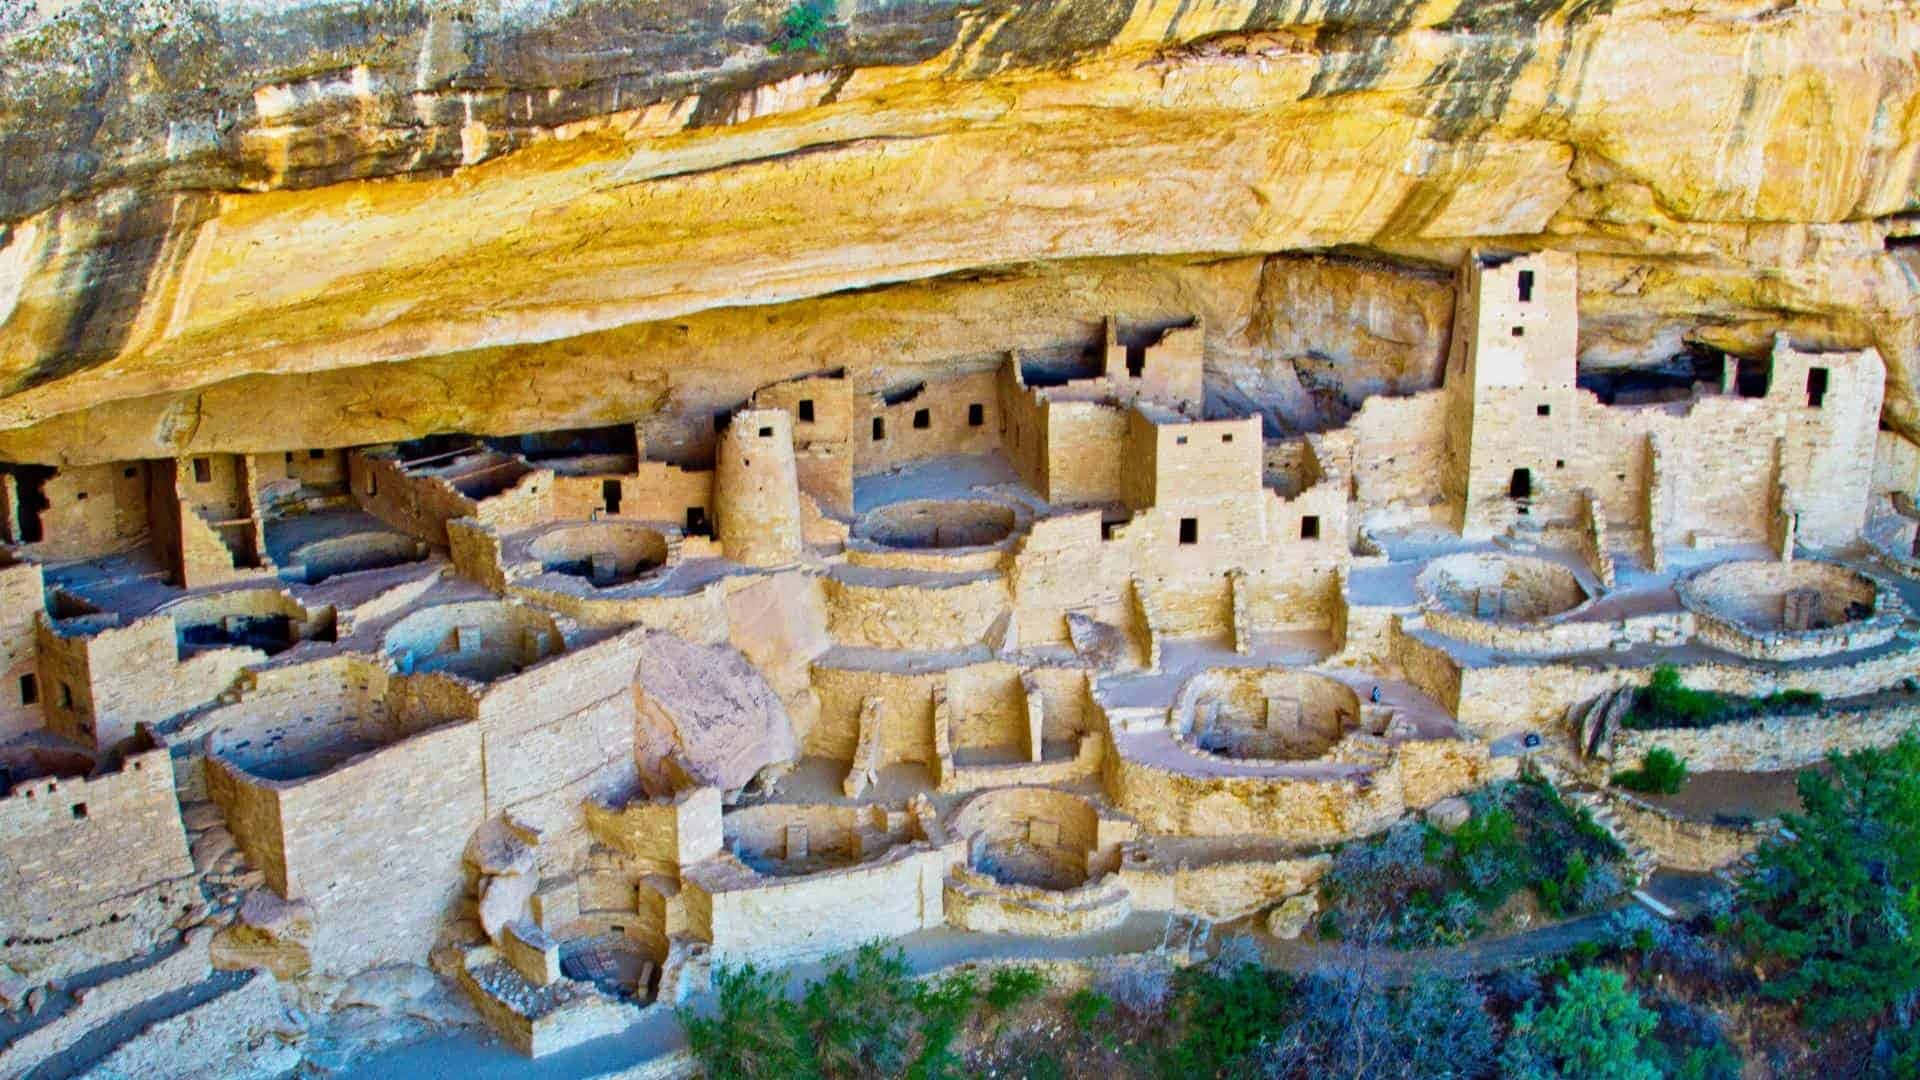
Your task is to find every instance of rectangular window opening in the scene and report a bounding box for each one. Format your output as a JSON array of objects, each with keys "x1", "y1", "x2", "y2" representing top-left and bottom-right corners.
[
  {"x1": 1508, "y1": 468, "x2": 1532, "y2": 500},
  {"x1": 797, "y1": 399, "x2": 815, "y2": 423},
  {"x1": 70, "y1": 803, "x2": 87, "y2": 820},
  {"x1": 1511, "y1": 326, "x2": 1525, "y2": 338},
  {"x1": 1806, "y1": 367, "x2": 1830, "y2": 409},
  {"x1": 713, "y1": 410, "x2": 733, "y2": 433},
  {"x1": 18, "y1": 673, "x2": 37, "y2": 706},
  {"x1": 685, "y1": 506, "x2": 711, "y2": 537},
  {"x1": 1536, "y1": 403, "x2": 1551, "y2": 417},
  {"x1": 758, "y1": 426, "x2": 773, "y2": 438},
  {"x1": 968, "y1": 403, "x2": 984, "y2": 427},
  {"x1": 1178, "y1": 517, "x2": 1198, "y2": 545},
  {"x1": 912, "y1": 408, "x2": 930, "y2": 430},
  {"x1": 284, "y1": 452, "x2": 294, "y2": 464},
  {"x1": 192, "y1": 458, "x2": 211, "y2": 483},
  {"x1": 1300, "y1": 515, "x2": 1320, "y2": 540},
  {"x1": 1222, "y1": 433, "x2": 1234, "y2": 443},
  {"x1": 1125, "y1": 344, "x2": 1147, "y2": 379},
  {"x1": 57, "y1": 681, "x2": 73, "y2": 709},
  {"x1": 601, "y1": 479, "x2": 622, "y2": 515},
  {"x1": 121, "y1": 466, "x2": 136, "y2": 479},
  {"x1": 1517, "y1": 269, "x2": 1535, "y2": 303},
  {"x1": 309, "y1": 448, "x2": 325, "y2": 460},
  {"x1": 1176, "y1": 435, "x2": 1188, "y2": 446},
  {"x1": 872, "y1": 417, "x2": 886, "y2": 441}
]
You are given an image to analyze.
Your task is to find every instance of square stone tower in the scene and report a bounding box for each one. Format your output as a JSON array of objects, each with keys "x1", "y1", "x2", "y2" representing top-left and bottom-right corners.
[{"x1": 1443, "y1": 250, "x2": 1581, "y2": 537}]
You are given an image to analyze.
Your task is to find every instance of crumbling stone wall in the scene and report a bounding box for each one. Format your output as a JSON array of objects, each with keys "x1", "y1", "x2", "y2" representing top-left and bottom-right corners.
[{"x1": 0, "y1": 559, "x2": 45, "y2": 741}]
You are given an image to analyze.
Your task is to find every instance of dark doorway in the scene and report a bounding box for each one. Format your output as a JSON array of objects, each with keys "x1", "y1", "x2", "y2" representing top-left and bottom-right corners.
[
  {"x1": 1179, "y1": 518, "x2": 1199, "y2": 545},
  {"x1": 1518, "y1": 270, "x2": 1535, "y2": 303},
  {"x1": 1509, "y1": 468, "x2": 1532, "y2": 499},
  {"x1": 1806, "y1": 367, "x2": 1830, "y2": 409},
  {"x1": 686, "y1": 506, "x2": 711, "y2": 537},
  {"x1": 602, "y1": 480, "x2": 622, "y2": 515},
  {"x1": 1125, "y1": 344, "x2": 1147, "y2": 378}
]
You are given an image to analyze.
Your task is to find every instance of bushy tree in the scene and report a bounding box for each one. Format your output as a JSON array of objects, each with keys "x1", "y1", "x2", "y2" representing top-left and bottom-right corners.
[
  {"x1": 1499, "y1": 968, "x2": 1658, "y2": 1080},
  {"x1": 1739, "y1": 732, "x2": 1920, "y2": 1028},
  {"x1": 1262, "y1": 967, "x2": 1496, "y2": 1079},
  {"x1": 682, "y1": 963, "x2": 811, "y2": 1080}
]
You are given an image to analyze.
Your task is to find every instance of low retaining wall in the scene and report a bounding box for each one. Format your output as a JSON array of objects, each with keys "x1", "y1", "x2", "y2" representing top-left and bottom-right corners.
[
  {"x1": 1604, "y1": 791, "x2": 1775, "y2": 873},
  {"x1": 943, "y1": 866, "x2": 1131, "y2": 935},
  {"x1": 1612, "y1": 702, "x2": 1920, "y2": 773}
]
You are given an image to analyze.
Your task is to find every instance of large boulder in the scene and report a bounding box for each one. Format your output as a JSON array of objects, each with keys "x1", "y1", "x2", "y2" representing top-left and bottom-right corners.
[{"x1": 633, "y1": 631, "x2": 798, "y2": 795}]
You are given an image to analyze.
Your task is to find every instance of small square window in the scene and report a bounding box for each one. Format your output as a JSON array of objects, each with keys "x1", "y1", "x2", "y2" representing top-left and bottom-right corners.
[
  {"x1": 1300, "y1": 515, "x2": 1320, "y2": 540},
  {"x1": 1176, "y1": 436, "x2": 1188, "y2": 446},
  {"x1": 758, "y1": 426, "x2": 773, "y2": 438},
  {"x1": 1536, "y1": 404, "x2": 1551, "y2": 417},
  {"x1": 1222, "y1": 433, "x2": 1234, "y2": 443},
  {"x1": 968, "y1": 403, "x2": 984, "y2": 427},
  {"x1": 872, "y1": 417, "x2": 886, "y2": 441},
  {"x1": 121, "y1": 466, "x2": 136, "y2": 479},
  {"x1": 913, "y1": 408, "x2": 930, "y2": 430},
  {"x1": 74, "y1": 492, "x2": 86, "y2": 501},
  {"x1": 192, "y1": 458, "x2": 211, "y2": 483},
  {"x1": 1555, "y1": 459, "x2": 1566, "y2": 469},
  {"x1": 71, "y1": 803, "x2": 87, "y2": 820},
  {"x1": 1512, "y1": 326, "x2": 1525, "y2": 338},
  {"x1": 1179, "y1": 517, "x2": 1198, "y2": 545},
  {"x1": 797, "y1": 399, "x2": 815, "y2": 423},
  {"x1": 309, "y1": 448, "x2": 325, "y2": 460}
]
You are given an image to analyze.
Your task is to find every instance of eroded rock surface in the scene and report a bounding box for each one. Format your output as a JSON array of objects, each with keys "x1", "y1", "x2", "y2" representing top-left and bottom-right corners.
[
  {"x1": 0, "y1": 0, "x2": 1917, "y2": 462},
  {"x1": 633, "y1": 630, "x2": 798, "y2": 794}
]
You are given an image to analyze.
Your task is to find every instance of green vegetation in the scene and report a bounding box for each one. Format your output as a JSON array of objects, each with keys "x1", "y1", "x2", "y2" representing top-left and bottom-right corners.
[
  {"x1": 1624, "y1": 665, "x2": 1823, "y2": 731},
  {"x1": 769, "y1": 1, "x2": 834, "y2": 54},
  {"x1": 1738, "y1": 732, "x2": 1920, "y2": 1030},
  {"x1": 1613, "y1": 746, "x2": 1690, "y2": 794},
  {"x1": 1318, "y1": 777, "x2": 1626, "y2": 947},
  {"x1": 984, "y1": 965, "x2": 1045, "y2": 1012},
  {"x1": 1500, "y1": 968, "x2": 1659, "y2": 1080},
  {"x1": 682, "y1": 944, "x2": 1027, "y2": 1080}
]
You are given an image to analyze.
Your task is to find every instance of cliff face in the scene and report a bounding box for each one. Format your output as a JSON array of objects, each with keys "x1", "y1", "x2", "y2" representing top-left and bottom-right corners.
[{"x1": 1, "y1": 0, "x2": 1917, "y2": 464}]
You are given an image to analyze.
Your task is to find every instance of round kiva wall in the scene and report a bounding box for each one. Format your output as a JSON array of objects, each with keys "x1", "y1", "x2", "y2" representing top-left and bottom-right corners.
[
  {"x1": 1678, "y1": 559, "x2": 1904, "y2": 661},
  {"x1": 526, "y1": 521, "x2": 671, "y2": 587},
  {"x1": 382, "y1": 600, "x2": 563, "y2": 682},
  {"x1": 1174, "y1": 668, "x2": 1360, "y2": 762},
  {"x1": 1416, "y1": 553, "x2": 1589, "y2": 623},
  {"x1": 853, "y1": 499, "x2": 1017, "y2": 551},
  {"x1": 948, "y1": 787, "x2": 1103, "y2": 891}
]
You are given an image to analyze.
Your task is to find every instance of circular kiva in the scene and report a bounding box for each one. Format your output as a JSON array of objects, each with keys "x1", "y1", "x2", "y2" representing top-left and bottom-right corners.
[
  {"x1": 382, "y1": 600, "x2": 563, "y2": 682},
  {"x1": 1678, "y1": 559, "x2": 1905, "y2": 661},
  {"x1": 852, "y1": 498, "x2": 1018, "y2": 551},
  {"x1": 1415, "y1": 552, "x2": 1590, "y2": 624},
  {"x1": 947, "y1": 787, "x2": 1103, "y2": 891},
  {"x1": 525, "y1": 521, "x2": 671, "y2": 587},
  {"x1": 1174, "y1": 668, "x2": 1361, "y2": 762}
]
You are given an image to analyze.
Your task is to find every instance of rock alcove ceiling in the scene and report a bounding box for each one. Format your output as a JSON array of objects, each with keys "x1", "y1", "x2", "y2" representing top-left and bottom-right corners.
[{"x1": 0, "y1": 0, "x2": 1916, "y2": 463}]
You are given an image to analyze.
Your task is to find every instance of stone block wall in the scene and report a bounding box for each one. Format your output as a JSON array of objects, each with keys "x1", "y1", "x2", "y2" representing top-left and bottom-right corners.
[
  {"x1": 12, "y1": 462, "x2": 152, "y2": 563},
  {"x1": 214, "y1": 721, "x2": 485, "y2": 974},
  {"x1": 821, "y1": 574, "x2": 1009, "y2": 651},
  {"x1": 0, "y1": 560, "x2": 44, "y2": 741},
  {"x1": 685, "y1": 842, "x2": 955, "y2": 966},
  {"x1": 1613, "y1": 703, "x2": 1920, "y2": 774},
  {"x1": 855, "y1": 370, "x2": 1001, "y2": 476},
  {"x1": 37, "y1": 614, "x2": 260, "y2": 748},
  {"x1": 0, "y1": 740, "x2": 192, "y2": 942}
]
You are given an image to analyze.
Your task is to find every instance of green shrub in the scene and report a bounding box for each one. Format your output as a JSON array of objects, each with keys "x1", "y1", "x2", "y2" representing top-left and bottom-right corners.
[
  {"x1": 1627, "y1": 665, "x2": 1824, "y2": 731},
  {"x1": 800, "y1": 943, "x2": 920, "y2": 1079},
  {"x1": 1500, "y1": 968, "x2": 1659, "y2": 1080},
  {"x1": 1159, "y1": 961, "x2": 1294, "y2": 1076},
  {"x1": 1739, "y1": 731, "x2": 1920, "y2": 1029},
  {"x1": 681, "y1": 963, "x2": 809, "y2": 1080},
  {"x1": 1066, "y1": 988, "x2": 1111, "y2": 1031},
  {"x1": 769, "y1": 0, "x2": 833, "y2": 53},
  {"x1": 1613, "y1": 746, "x2": 1690, "y2": 794},
  {"x1": 985, "y1": 965, "x2": 1045, "y2": 1011}
]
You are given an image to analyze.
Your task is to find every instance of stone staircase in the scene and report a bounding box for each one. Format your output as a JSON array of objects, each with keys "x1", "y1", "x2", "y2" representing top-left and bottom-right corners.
[{"x1": 1532, "y1": 759, "x2": 1659, "y2": 886}]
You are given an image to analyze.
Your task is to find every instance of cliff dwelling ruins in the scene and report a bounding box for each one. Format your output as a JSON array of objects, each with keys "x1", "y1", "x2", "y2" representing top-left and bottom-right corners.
[{"x1": 3, "y1": 243, "x2": 1920, "y2": 1069}]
